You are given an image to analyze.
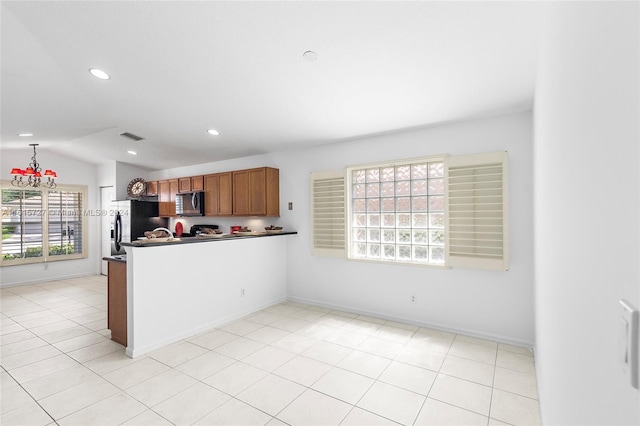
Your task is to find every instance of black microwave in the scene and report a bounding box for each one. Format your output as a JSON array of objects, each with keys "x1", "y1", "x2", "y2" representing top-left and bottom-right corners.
[{"x1": 175, "y1": 191, "x2": 205, "y2": 216}]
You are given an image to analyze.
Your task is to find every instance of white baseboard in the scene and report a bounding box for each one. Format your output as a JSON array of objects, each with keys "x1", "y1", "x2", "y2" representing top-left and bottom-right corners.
[
  {"x1": 126, "y1": 296, "x2": 288, "y2": 358},
  {"x1": 0, "y1": 272, "x2": 101, "y2": 288},
  {"x1": 287, "y1": 295, "x2": 534, "y2": 350}
]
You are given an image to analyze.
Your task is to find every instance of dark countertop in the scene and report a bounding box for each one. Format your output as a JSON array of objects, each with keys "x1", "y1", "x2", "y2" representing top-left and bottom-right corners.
[
  {"x1": 120, "y1": 231, "x2": 298, "y2": 248},
  {"x1": 103, "y1": 255, "x2": 127, "y2": 263}
]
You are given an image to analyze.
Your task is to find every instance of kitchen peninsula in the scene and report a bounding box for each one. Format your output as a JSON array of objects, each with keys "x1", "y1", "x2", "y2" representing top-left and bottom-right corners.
[{"x1": 115, "y1": 232, "x2": 296, "y2": 358}]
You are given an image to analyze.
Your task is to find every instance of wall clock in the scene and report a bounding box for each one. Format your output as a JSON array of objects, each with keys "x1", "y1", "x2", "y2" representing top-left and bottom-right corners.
[{"x1": 127, "y1": 177, "x2": 146, "y2": 198}]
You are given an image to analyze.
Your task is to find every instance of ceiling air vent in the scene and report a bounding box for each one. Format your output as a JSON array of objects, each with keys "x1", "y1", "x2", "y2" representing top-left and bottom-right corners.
[{"x1": 119, "y1": 132, "x2": 144, "y2": 141}]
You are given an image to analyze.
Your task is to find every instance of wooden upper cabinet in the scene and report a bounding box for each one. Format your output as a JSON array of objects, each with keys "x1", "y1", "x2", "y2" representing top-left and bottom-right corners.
[
  {"x1": 218, "y1": 173, "x2": 232, "y2": 215},
  {"x1": 191, "y1": 176, "x2": 204, "y2": 192},
  {"x1": 145, "y1": 181, "x2": 158, "y2": 196},
  {"x1": 158, "y1": 179, "x2": 178, "y2": 217},
  {"x1": 179, "y1": 176, "x2": 203, "y2": 193},
  {"x1": 204, "y1": 173, "x2": 232, "y2": 216},
  {"x1": 233, "y1": 167, "x2": 279, "y2": 216},
  {"x1": 178, "y1": 177, "x2": 191, "y2": 193},
  {"x1": 232, "y1": 170, "x2": 250, "y2": 215}
]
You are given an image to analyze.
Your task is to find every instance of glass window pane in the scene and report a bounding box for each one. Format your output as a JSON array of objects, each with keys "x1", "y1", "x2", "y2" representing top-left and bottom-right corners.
[
  {"x1": 412, "y1": 197, "x2": 428, "y2": 212},
  {"x1": 396, "y1": 181, "x2": 410, "y2": 196},
  {"x1": 428, "y1": 196, "x2": 445, "y2": 211},
  {"x1": 396, "y1": 198, "x2": 410, "y2": 212},
  {"x1": 383, "y1": 244, "x2": 395, "y2": 259},
  {"x1": 398, "y1": 245, "x2": 411, "y2": 260},
  {"x1": 429, "y1": 162, "x2": 444, "y2": 178},
  {"x1": 382, "y1": 214, "x2": 395, "y2": 227},
  {"x1": 353, "y1": 184, "x2": 366, "y2": 198},
  {"x1": 411, "y1": 164, "x2": 428, "y2": 179},
  {"x1": 429, "y1": 213, "x2": 445, "y2": 228},
  {"x1": 367, "y1": 214, "x2": 380, "y2": 227},
  {"x1": 411, "y1": 180, "x2": 427, "y2": 195},
  {"x1": 396, "y1": 214, "x2": 411, "y2": 227},
  {"x1": 430, "y1": 230, "x2": 445, "y2": 245},
  {"x1": 348, "y1": 160, "x2": 445, "y2": 266},
  {"x1": 412, "y1": 230, "x2": 428, "y2": 244},
  {"x1": 354, "y1": 199, "x2": 366, "y2": 212},
  {"x1": 395, "y1": 166, "x2": 410, "y2": 180},
  {"x1": 381, "y1": 167, "x2": 395, "y2": 182},
  {"x1": 381, "y1": 198, "x2": 395, "y2": 212},
  {"x1": 381, "y1": 182, "x2": 395, "y2": 197},
  {"x1": 397, "y1": 229, "x2": 411, "y2": 243},
  {"x1": 428, "y1": 178, "x2": 444, "y2": 194},
  {"x1": 412, "y1": 213, "x2": 427, "y2": 228},
  {"x1": 412, "y1": 245, "x2": 429, "y2": 262},
  {"x1": 366, "y1": 183, "x2": 380, "y2": 197},
  {"x1": 430, "y1": 247, "x2": 445, "y2": 263}
]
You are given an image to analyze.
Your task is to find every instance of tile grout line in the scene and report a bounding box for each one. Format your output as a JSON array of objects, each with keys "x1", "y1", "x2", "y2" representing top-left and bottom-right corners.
[
  {"x1": 2, "y1": 277, "x2": 539, "y2": 426},
  {"x1": 2, "y1": 366, "x2": 59, "y2": 425}
]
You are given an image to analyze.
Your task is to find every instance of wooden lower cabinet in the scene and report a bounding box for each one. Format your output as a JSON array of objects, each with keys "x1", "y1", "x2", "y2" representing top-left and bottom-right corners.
[{"x1": 107, "y1": 260, "x2": 127, "y2": 346}]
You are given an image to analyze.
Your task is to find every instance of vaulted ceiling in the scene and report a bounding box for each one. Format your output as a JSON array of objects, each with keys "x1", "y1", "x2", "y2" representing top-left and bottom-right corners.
[{"x1": 1, "y1": 1, "x2": 543, "y2": 170}]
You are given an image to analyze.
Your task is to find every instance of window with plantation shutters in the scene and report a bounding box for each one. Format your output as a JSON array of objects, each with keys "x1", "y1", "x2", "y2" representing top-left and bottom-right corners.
[
  {"x1": 446, "y1": 151, "x2": 509, "y2": 270},
  {"x1": 1, "y1": 189, "x2": 44, "y2": 262},
  {"x1": 311, "y1": 171, "x2": 345, "y2": 257},
  {"x1": 48, "y1": 190, "x2": 84, "y2": 257},
  {"x1": 312, "y1": 150, "x2": 509, "y2": 271},
  {"x1": 1, "y1": 183, "x2": 88, "y2": 265}
]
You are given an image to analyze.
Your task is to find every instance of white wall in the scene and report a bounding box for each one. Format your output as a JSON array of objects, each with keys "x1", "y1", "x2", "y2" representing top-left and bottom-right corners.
[
  {"x1": 534, "y1": 2, "x2": 640, "y2": 425},
  {"x1": 1, "y1": 149, "x2": 101, "y2": 286},
  {"x1": 152, "y1": 111, "x2": 535, "y2": 345},
  {"x1": 114, "y1": 161, "x2": 151, "y2": 200}
]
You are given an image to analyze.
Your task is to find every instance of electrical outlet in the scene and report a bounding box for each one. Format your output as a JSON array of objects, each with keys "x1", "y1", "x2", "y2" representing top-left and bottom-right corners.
[
  {"x1": 288, "y1": 202, "x2": 293, "y2": 210},
  {"x1": 411, "y1": 294, "x2": 416, "y2": 303},
  {"x1": 241, "y1": 288, "x2": 245, "y2": 298}
]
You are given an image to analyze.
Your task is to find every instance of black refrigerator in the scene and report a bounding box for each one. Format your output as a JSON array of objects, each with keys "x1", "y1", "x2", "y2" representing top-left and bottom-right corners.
[{"x1": 111, "y1": 200, "x2": 168, "y2": 255}]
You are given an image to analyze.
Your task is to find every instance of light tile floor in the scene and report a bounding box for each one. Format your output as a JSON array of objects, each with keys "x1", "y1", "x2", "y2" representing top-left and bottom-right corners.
[{"x1": 0, "y1": 275, "x2": 541, "y2": 425}]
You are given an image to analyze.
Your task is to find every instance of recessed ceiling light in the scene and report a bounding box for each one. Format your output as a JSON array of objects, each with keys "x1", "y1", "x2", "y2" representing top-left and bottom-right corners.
[
  {"x1": 89, "y1": 68, "x2": 110, "y2": 80},
  {"x1": 207, "y1": 129, "x2": 220, "y2": 136},
  {"x1": 18, "y1": 133, "x2": 34, "y2": 137},
  {"x1": 303, "y1": 50, "x2": 317, "y2": 61},
  {"x1": 127, "y1": 150, "x2": 137, "y2": 155}
]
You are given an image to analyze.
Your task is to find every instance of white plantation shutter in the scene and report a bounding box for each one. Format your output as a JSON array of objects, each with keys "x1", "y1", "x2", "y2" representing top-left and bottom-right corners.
[
  {"x1": 1, "y1": 183, "x2": 88, "y2": 265},
  {"x1": 446, "y1": 151, "x2": 509, "y2": 270},
  {"x1": 311, "y1": 170, "x2": 346, "y2": 257}
]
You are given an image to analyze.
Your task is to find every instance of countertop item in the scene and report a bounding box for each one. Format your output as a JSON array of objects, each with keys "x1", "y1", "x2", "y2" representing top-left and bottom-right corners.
[
  {"x1": 121, "y1": 231, "x2": 297, "y2": 247},
  {"x1": 103, "y1": 255, "x2": 127, "y2": 263}
]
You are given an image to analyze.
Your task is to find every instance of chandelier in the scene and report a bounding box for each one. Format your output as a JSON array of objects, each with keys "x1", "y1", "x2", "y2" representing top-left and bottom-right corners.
[{"x1": 10, "y1": 144, "x2": 57, "y2": 189}]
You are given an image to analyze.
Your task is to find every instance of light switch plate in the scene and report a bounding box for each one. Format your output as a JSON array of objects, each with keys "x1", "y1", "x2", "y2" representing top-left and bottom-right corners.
[{"x1": 619, "y1": 299, "x2": 639, "y2": 389}]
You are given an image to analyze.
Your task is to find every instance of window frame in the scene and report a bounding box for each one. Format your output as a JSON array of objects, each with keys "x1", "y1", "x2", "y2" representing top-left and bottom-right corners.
[
  {"x1": 1, "y1": 182, "x2": 88, "y2": 266},
  {"x1": 345, "y1": 155, "x2": 449, "y2": 268}
]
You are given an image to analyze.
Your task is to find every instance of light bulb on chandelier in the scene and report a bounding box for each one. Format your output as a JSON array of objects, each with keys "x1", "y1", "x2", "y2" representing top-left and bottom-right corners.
[{"x1": 10, "y1": 144, "x2": 57, "y2": 189}]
